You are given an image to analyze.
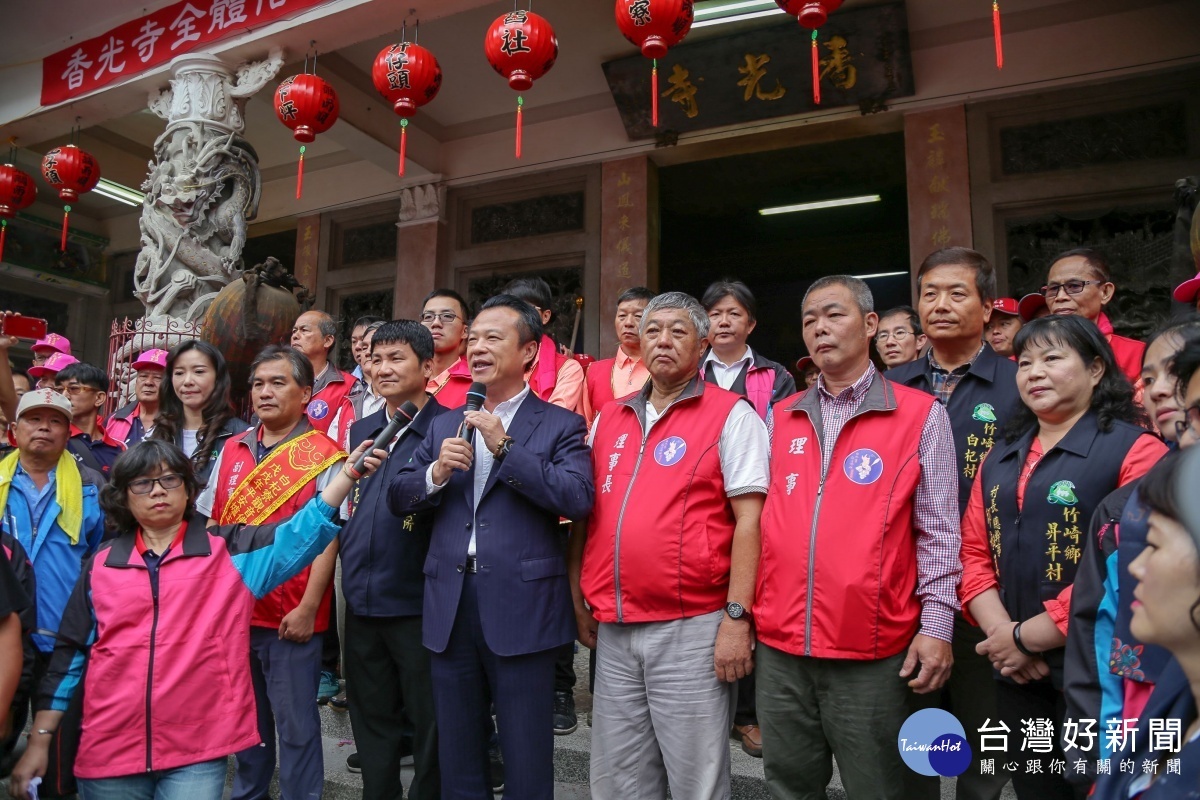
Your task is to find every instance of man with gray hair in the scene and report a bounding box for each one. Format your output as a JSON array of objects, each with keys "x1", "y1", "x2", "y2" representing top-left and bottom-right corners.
[
  {"x1": 754, "y1": 276, "x2": 962, "y2": 799},
  {"x1": 292, "y1": 309, "x2": 361, "y2": 435},
  {"x1": 568, "y1": 291, "x2": 769, "y2": 800}
]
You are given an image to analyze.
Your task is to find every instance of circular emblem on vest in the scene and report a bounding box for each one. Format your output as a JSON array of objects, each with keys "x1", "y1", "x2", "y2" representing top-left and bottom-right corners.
[
  {"x1": 843, "y1": 448, "x2": 884, "y2": 485},
  {"x1": 307, "y1": 399, "x2": 330, "y2": 420},
  {"x1": 1047, "y1": 480, "x2": 1078, "y2": 506},
  {"x1": 971, "y1": 403, "x2": 997, "y2": 423},
  {"x1": 653, "y1": 436, "x2": 687, "y2": 467}
]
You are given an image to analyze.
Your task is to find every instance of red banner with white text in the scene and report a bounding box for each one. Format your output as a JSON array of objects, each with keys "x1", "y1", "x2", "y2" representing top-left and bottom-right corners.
[{"x1": 41, "y1": 0, "x2": 330, "y2": 106}]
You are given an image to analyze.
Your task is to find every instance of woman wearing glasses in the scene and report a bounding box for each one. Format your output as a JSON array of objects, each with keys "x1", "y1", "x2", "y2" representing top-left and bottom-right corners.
[
  {"x1": 7, "y1": 437, "x2": 386, "y2": 800},
  {"x1": 1019, "y1": 248, "x2": 1145, "y2": 387},
  {"x1": 959, "y1": 314, "x2": 1166, "y2": 799}
]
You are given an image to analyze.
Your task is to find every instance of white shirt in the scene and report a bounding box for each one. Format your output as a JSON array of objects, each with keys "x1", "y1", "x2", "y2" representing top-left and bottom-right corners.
[
  {"x1": 703, "y1": 346, "x2": 754, "y2": 391},
  {"x1": 425, "y1": 384, "x2": 532, "y2": 555},
  {"x1": 180, "y1": 429, "x2": 199, "y2": 458},
  {"x1": 589, "y1": 395, "x2": 770, "y2": 496}
]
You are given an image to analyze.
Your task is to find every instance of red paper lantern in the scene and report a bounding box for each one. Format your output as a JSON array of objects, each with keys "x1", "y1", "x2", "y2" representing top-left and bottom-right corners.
[
  {"x1": 275, "y1": 73, "x2": 340, "y2": 199},
  {"x1": 0, "y1": 163, "x2": 37, "y2": 263},
  {"x1": 484, "y1": 10, "x2": 559, "y2": 158},
  {"x1": 774, "y1": 0, "x2": 843, "y2": 105},
  {"x1": 614, "y1": 0, "x2": 694, "y2": 127},
  {"x1": 371, "y1": 41, "x2": 443, "y2": 178},
  {"x1": 41, "y1": 144, "x2": 100, "y2": 251}
]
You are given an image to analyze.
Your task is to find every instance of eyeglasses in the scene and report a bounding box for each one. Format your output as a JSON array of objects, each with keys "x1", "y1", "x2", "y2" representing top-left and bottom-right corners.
[
  {"x1": 1174, "y1": 405, "x2": 1200, "y2": 441},
  {"x1": 420, "y1": 311, "x2": 460, "y2": 324},
  {"x1": 60, "y1": 384, "x2": 100, "y2": 396},
  {"x1": 128, "y1": 474, "x2": 184, "y2": 495},
  {"x1": 875, "y1": 330, "x2": 914, "y2": 343},
  {"x1": 1041, "y1": 279, "x2": 1105, "y2": 299}
]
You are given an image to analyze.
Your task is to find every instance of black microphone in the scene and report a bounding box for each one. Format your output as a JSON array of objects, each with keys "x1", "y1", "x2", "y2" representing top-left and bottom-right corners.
[
  {"x1": 457, "y1": 382, "x2": 487, "y2": 439},
  {"x1": 350, "y1": 400, "x2": 419, "y2": 476}
]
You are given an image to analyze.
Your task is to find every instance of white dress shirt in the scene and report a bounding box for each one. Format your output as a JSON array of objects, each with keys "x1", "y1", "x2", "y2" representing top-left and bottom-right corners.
[
  {"x1": 703, "y1": 346, "x2": 754, "y2": 390},
  {"x1": 425, "y1": 384, "x2": 532, "y2": 555}
]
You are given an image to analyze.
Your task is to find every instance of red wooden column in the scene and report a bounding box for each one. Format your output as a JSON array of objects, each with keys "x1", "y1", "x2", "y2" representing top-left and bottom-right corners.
[
  {"x1": 599, "y1": 156, "x2": 658, "y2": 357},
  {"x1": 393, "y1": 182, "x2": 445, "y2": 320},
  {"x1": 904, "y1": 105, "x2": 973, "y2": 291}
]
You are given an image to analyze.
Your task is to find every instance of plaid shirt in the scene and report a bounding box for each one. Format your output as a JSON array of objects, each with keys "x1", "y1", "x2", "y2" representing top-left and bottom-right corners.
[
  {"x1": 810, "y1": 363, "x2": 962, "y2": 642},
  {"x1": 927, "y1": 344, "x2": 987, "y2": 405}
]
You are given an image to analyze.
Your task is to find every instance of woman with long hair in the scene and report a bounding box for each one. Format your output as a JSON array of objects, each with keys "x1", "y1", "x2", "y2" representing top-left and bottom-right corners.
[
  {"x1": 151, "y1": 340, "x2": 247, "y2": 487},
  {"x1": 959, "y1": 314, "x2": 1167, "y2": 799},
  {"x1": 7, "y1": 437, "x2": 385, "y2": 800}
]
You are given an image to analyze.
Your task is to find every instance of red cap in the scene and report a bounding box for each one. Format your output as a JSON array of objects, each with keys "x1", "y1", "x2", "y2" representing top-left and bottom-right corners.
[
  {"x1": 795, "y1": 356, "x2": 814, "y2": 373},
  {"x1": 992, "y1": 297, "x2": 1019, "y2": 316},
  {"x1": 132, "y1": 348, "x2": 169, "y2": 371},
  {"x1": 32, "y1": 333, "x2": 71, "y2": 355},
  {"x1": 1018, "y1": 293, "x2": 1047, "y2": 322},
  {"x1": 1173, "y1": 272, "x2": 1200, "y2": 304},
  {"x1": 28, "y1": 352, "x2": 78, "y2": 378}
]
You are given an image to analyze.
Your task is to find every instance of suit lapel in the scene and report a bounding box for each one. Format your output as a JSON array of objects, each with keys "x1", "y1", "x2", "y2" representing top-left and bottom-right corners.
[{"x1": 478, "y1": 396, "x2": 545, "y2": 504}]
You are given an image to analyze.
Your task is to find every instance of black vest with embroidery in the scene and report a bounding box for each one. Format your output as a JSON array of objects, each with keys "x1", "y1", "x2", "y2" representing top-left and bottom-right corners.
[
  {"x1": 886, "y1": 347, "x2": 1021, "y2": 517},
  {"x1": 981, "y1": 413, "x2": 1148, "y2": 679}
]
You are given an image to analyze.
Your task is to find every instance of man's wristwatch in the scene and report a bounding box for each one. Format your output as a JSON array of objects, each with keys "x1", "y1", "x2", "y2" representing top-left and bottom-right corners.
[
  {"x1": 725, "y1": 601, "x2": 752, "y2": 622},
  {"x1": 492, "y1": 436, "x2": 514, "y2": 460}
]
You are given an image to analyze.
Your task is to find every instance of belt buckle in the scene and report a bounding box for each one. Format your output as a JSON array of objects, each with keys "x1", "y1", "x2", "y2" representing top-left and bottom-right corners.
[{"x1": 465, "y1": 556, "x2": 478, "y2": 573}]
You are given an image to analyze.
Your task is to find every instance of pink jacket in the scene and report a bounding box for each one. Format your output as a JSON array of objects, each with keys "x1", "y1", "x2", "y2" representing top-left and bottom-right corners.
[{"x1": 39, "y1": 498, "x2": 341, "y2": 778}]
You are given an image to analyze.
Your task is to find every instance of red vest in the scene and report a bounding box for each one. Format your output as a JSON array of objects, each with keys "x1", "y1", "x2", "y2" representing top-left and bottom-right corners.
[
  {"x1": 582, "y1": 381, "x2": 743, "y2": 623},
  {"x1": 429, "y1": 356, "x2": 473, "y2": 409},
  {"x1": 756, "y1": 376, "x2": 936, "y2": 660},
  {"x1": 211, "y1": 424, "x2": 338, "y2": 631},
  {"x1": 307, "y1": 368, "x2": 357, "y2": 434},
  {"x1": 585, "y1": 357, "x2": 619, "y2": 414}
]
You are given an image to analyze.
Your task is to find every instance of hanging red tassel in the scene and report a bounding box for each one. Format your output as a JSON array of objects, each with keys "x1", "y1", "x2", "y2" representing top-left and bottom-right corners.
[
  {"x1": 993, "y1": 1, "x2": 1003, "y2": 69},
  {"x1": 516, "y1": 96, "x2": 524, "y2": 160},
  {"x1": 652, "y1": 59, "x2": 659, "y2": 127},
  {"x1": 811, "y1": 30, "x2": 821, "y2": 105},
  {"x1": 296, "y1": 145, "x2": 306, "y2": 199},
  {"x1": 60, "y1": 205, "x2": 70, "y2": 251},
  {"x1": 0, "y1": 220, "x2": 6, "y2": 263},
  {"x1": 399, "y1": 119, "x2": 409, "y2": 177}
]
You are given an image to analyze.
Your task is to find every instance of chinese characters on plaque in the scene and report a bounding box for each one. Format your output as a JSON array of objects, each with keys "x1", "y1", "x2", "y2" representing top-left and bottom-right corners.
[{"x1": 603, "y1": 1, "x2": 913, "y2": 140}]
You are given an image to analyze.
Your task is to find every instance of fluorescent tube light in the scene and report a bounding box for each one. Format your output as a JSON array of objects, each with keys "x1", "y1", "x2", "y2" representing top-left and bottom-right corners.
[
  {"x1": 854, "y1": 271, "x2": 908, "y2": 280},
  {"x1": 759, "y1": 195, "x2": 882, "y2": 215},
  {"x1": 692, "y1": 7, "x2": 786, "y2": 27},
  {"x1": 93, "y1": 178, "x2": 144, "y2": 207},
  {"x1": 694, "y1": 0, "x2": 780, "y2": 19}
]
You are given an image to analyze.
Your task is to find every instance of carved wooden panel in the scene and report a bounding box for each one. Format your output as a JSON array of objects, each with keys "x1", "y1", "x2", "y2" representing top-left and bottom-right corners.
[
  {"x1": 467, "y1": 266, "x2": 585, "y2": 351},
  {"x1": 469, "y1": 192, "x2": 586, "y2": 245}
]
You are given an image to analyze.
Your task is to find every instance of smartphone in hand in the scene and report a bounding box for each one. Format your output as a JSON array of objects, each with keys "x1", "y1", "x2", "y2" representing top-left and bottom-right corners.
[{"x1": 0, "y1": 315, "x2": 48, "y2": 341}]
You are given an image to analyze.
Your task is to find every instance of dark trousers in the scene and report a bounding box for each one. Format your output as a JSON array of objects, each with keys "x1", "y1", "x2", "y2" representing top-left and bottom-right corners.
[
  {"x1": 903, "y1": 617, "x2": 1010, "y2": 800},
  {"x1": 431, "y1": 573, "x2": 558, "y2": 800},
  {"x1": 322, "y1": 589, "x2": 341, "y2": 674},
  {"x1": 232, "y1": 628, "x2": 324, "y2": 800},
  {"x1": 553, "y1": 642, "x2": 576, "y2": 693},
  {"x1": 345, "y1": 612, "x2": 440, "y2": 800},
  {"x1": 758, "y1": 644, "x2": 908, "y2": 800},
  {"x1": 735, "y1": 672, "x2": 757, "y2": 727},
  {"x1": 995, "y1": 680, "x2": 1080, "y2": 800}
]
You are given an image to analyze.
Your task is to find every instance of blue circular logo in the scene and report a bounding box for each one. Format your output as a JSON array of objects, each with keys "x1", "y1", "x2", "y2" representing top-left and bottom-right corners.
[
  {"x1": 653, "y1": 436, "x2": 687, "y2": 467},
  {"x1": 843, "y1": 448, "x2": 884, "y2": 485},
  {"x1": 307, "y1": 399, "x2": 330, "y2": 420},
  {"x1": 898, "y1": 709, "x2": 972, "y2": 777}
]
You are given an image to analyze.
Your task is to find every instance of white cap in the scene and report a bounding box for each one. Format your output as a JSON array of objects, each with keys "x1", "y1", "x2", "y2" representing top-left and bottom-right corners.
[{"x1": 15, "y1": 388, "x2": 73, "y2": 422}]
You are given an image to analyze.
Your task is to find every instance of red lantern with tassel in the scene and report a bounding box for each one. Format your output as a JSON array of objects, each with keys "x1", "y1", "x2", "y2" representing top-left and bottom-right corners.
[
  {"x1": 40, "y1": 144, "x2": 99, "y2": 252},
  {"x1": 774, "y1": 0, "x2": 843, "y2": 105},
  {"x1": 275, "y1": 73, "x2": 340, "y2": 199},
  {"x1": 614, "y1": 0, "x2": 694, "y2": 127},
  {"x1": 371, "y1": 41, "x2": 442, "y2": 178},
  {"x1": 0, "y1": 163, "x2": 37, "y2": 263},
  {"x1": 484, "y1": 9, "x2": 559, "y2": 159}
]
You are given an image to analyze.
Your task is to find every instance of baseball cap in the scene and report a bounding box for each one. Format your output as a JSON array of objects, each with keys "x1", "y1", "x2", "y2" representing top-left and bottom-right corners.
[
  {"x1": 132, "y1": 349, "x2": 169, "y2": 371},
  {"x1": 795, "y1": 356, "x2": 815, "y2": 372},
  {"x1": 1173, "y1": 272, "x2": 1200, "y2": 304},
  {"x1": 15, "y1": 388, "x2": 72, "y2": 422},
  {"x1": 32, "y1": 333, "x2": 71, "y2": 355},
  {"x1": 992, "y1": 297, "x2": 1020, "y2": 316},
  {"x1": 28, "y1": 352, "x2": 79, "y2": 378},
  {"x1": 1018, "y1": 293, "x2": 1047, "y2": 322}
]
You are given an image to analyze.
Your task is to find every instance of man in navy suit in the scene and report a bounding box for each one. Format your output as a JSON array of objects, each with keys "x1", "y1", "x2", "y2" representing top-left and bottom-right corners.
[{"x1": 391, "y1": 294, "x2": 594, "y2": 800}]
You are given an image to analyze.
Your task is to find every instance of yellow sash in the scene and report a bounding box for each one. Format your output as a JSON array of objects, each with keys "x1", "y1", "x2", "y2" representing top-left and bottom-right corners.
[
  {"x1": 219, "y1": 430, "x2": 345, "y2": 526},
  {"x1": 0, "y1": 450, "x2": 84, "y2": 545}
]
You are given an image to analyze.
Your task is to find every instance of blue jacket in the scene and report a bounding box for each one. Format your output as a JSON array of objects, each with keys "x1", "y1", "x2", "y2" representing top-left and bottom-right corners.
[
  {"x1": 389, "y1": 393, "x2": 594, "y2": 656},
  {"x1": 1, "y1": 462, "x2": 105, "y2": 652},
  {"x1": 341, "y1": 400, "x2": 448, "y2": 618}
]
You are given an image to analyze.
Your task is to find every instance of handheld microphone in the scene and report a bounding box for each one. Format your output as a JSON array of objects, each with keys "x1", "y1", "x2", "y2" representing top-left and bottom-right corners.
[
  {"x1": 456, "y1": 382, "x2": 488, "y2": 439},
  {"x1": 350, "y1": 400, "x2": 419, "y2": 476}
]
